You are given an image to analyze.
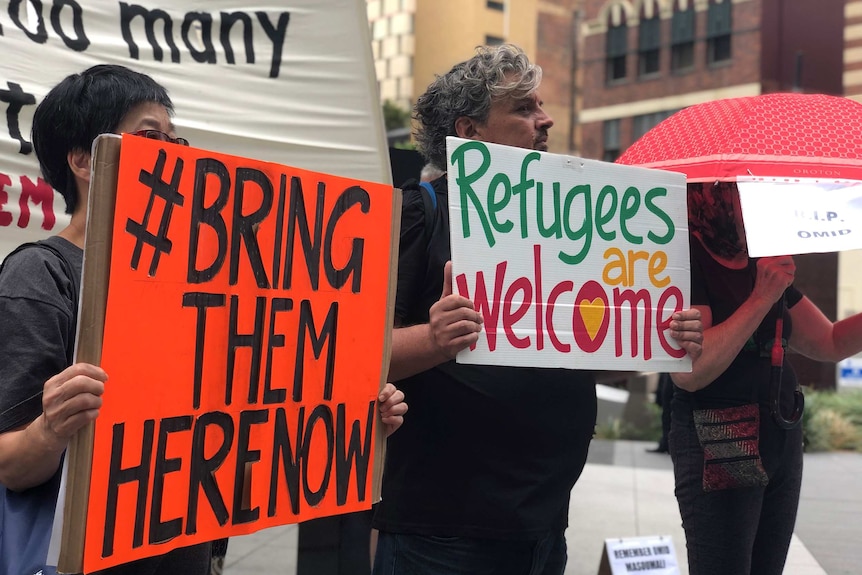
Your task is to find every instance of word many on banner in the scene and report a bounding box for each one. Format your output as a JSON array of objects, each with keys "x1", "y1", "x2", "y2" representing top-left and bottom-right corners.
[
  {"x1": 445, "y1": 137, "x2": 690, "y2": 372},
  {"x1": 61, "y1": 135, "x2": 398, "y2": 573},
  {"x1": 598, "y1": 536, "x2": 680, "y2": 575}
]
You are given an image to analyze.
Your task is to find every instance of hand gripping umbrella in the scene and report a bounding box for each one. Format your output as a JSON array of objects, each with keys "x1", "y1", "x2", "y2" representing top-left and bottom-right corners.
[{"x1": 615, "y1": 93, "x2": 862, "y2": 428}]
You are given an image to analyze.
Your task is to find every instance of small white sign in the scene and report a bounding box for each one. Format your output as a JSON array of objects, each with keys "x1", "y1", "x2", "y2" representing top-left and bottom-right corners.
[
  {"x1": 738, "y1": 178, "x2": 862, "y2": 257},
  {"x1": 603, "y1": 535, "x2": 680, "y2": 575}
]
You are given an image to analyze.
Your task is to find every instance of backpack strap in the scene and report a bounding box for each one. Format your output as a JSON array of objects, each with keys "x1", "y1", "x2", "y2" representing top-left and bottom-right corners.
[
  {"x1": 417, "y1": 181, "x2": 439, "y2": 254},
  {"x1": 419, "y1": 181, "x2": 438, "y2": 209},
  {"x1": 400, "y1": 178, "x2": 439, "y2": 256}
]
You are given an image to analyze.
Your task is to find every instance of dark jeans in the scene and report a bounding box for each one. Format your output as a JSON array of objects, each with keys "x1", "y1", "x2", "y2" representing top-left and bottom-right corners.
[
  {"x1": 371, "y1": 531, "x2": 566, "y2": 575},
  {"x1": 669, "y1": 409, "x2": 803, "y2": 575}
]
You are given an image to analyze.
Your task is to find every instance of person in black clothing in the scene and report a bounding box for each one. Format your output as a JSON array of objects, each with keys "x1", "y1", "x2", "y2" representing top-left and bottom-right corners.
[
  {"x1": 371, "y1": 44, "x2": 703, "y2": 575},
  {"x1": 670, "y1": 181, "x2": 862, "y2": 575},
  {"x1": 0, "y1": 65, "x2": 210, "y2": 575},
  {"x1": 649, "y1": 372, "x2": 673, "y2": 453}
]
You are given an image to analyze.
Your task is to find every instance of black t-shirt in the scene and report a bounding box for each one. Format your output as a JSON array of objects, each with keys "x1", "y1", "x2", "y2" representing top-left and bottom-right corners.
[
  {"x1": 373, "y1": 177, "x2": 598, "y2": 540},
  {"x1": 675, "y1": 235, "x2": 803, "y2": 409},
  {"x1": 672, "y1": 235, "x2": 804, "y2": 472}
]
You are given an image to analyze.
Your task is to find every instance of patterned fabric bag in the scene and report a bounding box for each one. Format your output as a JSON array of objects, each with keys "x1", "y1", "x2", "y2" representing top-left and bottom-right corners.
[{"x1": 692, "y1": 403, "x2": 769, "y2": 492}]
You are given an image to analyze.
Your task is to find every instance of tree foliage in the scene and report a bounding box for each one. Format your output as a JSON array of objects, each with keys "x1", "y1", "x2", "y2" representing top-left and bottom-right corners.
[{"x1": 382, "y1": 99, "x2": 411, "y2": 132}]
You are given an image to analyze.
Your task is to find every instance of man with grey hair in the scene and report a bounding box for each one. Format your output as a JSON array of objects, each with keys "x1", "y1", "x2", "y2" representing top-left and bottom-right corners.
[{"x1": 372, "y1": 44, "x2": 702, "y2": 574}]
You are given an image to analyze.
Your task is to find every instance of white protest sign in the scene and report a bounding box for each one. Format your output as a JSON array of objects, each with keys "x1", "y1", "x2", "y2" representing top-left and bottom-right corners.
[
  {"x1": 738, "y1": 178, "x2": 862, "y2": 257},
  {"x1": 599, "y1": 536, "x2": 680, "y2": 575},
  {"x1": 446, "y1": 137, "x2": 690, "y2": 372},
  {"x1": 0, "y1": 0, "x2": 388, "y2": 260}
]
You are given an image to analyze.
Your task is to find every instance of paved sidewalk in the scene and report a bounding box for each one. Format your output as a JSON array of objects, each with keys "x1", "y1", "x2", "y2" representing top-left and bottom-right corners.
[
  {"x1": 566, "y1": 439, "x2": 853, "y2": 575},
  {"x1": 224, "y1": 439, "x2": 862, "y2": 574}
]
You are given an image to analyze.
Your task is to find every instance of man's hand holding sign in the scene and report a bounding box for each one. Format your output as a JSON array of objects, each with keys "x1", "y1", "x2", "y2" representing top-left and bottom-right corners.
[{"x1": 430, "y1": 261, "x2": 484, "y2": 359}]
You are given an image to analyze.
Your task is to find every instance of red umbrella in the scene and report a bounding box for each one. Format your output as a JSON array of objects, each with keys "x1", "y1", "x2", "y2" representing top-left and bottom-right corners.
[
  {"x1": 615, "y1": 93, "x2": 858, "y2": 429},
  {"x1": 616, "y1": 92, "x2": 862, "y2": 182}
]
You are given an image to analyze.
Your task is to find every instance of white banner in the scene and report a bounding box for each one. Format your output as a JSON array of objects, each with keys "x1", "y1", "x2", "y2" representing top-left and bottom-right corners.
[
  {"x1": 0, "y1": 0, "x2": 389, "y2": 260},
  {"x1": 738, "y1": 178, "x2": 862, "y2": 257},
  {"x1": 446, "y1": 137, "x2": 691, "y2": 372}
]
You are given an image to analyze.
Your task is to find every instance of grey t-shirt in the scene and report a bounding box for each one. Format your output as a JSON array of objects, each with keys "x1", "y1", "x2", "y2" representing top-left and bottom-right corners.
[
  {"x1": 0, "y1": 237, "x2": 212, "y2": 574},
  {"x1": 0, "y1": 236, "x2": 81, "y2": 434}
]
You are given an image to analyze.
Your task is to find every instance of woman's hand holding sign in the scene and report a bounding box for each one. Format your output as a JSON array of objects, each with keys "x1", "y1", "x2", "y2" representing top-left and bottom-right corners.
[
  {"x1": 429, "y1": 261, "x2": 484, "y2": 360},
  {"x1": 0, "y1": 363, "x2": 107, "y2": 492},
  {"x1": 667, "y1": 309, "x2": 704, "y2": 362},
  {"x1": 40, "y1": 363, "x2": 107, "y2": 448}
]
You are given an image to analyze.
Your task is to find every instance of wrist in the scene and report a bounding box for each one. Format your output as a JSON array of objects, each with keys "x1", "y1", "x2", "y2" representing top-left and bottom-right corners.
[
  {"x1": 747, "y1": 291, "x2": 777, "y2": 312},
  {"x1": 32, "y1": 414, "x2": 67, "y2": 455},
  {"x1": 427, "y1": 325, "x2": 450, "y2": 363}
]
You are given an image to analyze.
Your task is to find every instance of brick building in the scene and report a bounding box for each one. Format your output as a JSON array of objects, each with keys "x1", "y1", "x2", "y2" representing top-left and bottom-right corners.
[{"x1": 576, "y1": 0, "x2": 844, "y2": 161}]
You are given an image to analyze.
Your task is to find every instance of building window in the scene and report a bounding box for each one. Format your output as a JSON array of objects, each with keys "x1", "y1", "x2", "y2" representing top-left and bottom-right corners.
[
  {"x1": 487, "y1": 0, "x2": 505, "y2": 11},
  {"x1": 671, "y1": 2, "x2": 695, "y2": 72},
  {"x1": 603, "y1": 119, "x2": 621, "y2": 162},
  {"x1": 707, "y1": 0, "x2": 732, "y2": 64},
  {"x1": 485, "y1": 35, "x2": 505, "y2": 46},
  {"x1": 606, "y1": 23, "x2": 628, "y2": 82},
  {"x1": 638, "y1": 13, "x2": 661, "y2": 77},
  {"x1": 632, "y1": 110, "x2": 677, "y2": 141}
]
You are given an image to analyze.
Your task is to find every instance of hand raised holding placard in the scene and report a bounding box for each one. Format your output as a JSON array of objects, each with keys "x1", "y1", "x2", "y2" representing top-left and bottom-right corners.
[
  {"x1": 40, "y1": 363, "x2": 107, "y2": 448},
  {"x1": 668, "y1": 309, "x2": 703, "y2": 362},
  {"x1": 752, "y1": 256, "x2": 796, "y2": 305},
  {"x1": 428, "y1": 261, "x2": 483, "y2": 360},
  {"x1": 378, "y1": 383, "x2": 408, "y2": 437},
  {"x1": 0, "y1": 363, "x2": 106, "y2": 493},
  {"x1": 0, "y1": 66, "x2": 212, "y2": 575}
]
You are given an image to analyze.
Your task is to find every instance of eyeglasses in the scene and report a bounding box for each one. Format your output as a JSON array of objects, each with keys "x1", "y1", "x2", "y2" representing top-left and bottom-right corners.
[{"x1": 129, "y1": 129, "x2": 190, "y2": 147}]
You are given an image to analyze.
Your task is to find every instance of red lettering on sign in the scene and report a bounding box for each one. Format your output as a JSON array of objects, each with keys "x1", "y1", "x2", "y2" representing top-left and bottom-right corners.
[
  {"x1": 456, "y1": 245, "x2": 686, "y2": 360},
  {"x1": 0, "y1": 172, "x2": 12, "y2": 227}
]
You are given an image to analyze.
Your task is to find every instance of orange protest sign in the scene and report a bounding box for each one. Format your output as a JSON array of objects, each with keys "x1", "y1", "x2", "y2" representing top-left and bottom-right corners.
[{"x1": 69, "y1": 135, "x2": 397, "y2": 572}]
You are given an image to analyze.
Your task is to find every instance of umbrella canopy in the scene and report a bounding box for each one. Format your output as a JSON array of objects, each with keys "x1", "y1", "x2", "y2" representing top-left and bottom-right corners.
[{"x1": 616, "y1": 92, "x2": 862, "y2": 182}]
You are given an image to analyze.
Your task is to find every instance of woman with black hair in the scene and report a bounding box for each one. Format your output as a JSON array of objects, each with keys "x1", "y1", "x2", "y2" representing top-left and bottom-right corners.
[{"x1": 0, "y1": 65, "x2": 210, "y2": 575}]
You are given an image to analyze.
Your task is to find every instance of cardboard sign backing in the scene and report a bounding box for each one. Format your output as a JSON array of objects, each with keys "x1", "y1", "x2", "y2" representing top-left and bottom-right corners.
[{"x1": 57, "y1": 134, "x2": 399, "y2": 573}]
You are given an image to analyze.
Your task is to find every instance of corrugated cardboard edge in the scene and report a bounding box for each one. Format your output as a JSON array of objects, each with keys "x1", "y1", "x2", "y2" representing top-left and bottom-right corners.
[
  {"x1": 57, "y1": 135, "x2": 121, "y2": 573},
  {"x1": 371, "y1": 188, "x2": 402, "y2": 503}
]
